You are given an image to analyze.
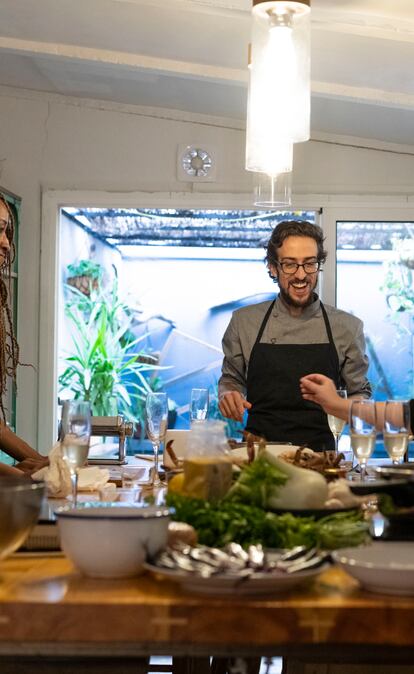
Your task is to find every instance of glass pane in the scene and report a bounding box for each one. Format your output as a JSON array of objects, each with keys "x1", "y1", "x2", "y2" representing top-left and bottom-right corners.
[
  {"x1": 337, "y1": 221, "x2": 414, "y2": 457},
  {"x1": 58, "y1": 208, "x2": 317, "y2": 450}
]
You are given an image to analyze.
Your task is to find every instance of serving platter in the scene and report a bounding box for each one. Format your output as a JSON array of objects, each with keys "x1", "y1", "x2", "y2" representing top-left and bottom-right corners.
[
  {"x1": 144, "y1": 559, "x2": 327, "y2": 596},
  {"x1": 332, "y1": 542, "x2": 414, "y2": 595}
]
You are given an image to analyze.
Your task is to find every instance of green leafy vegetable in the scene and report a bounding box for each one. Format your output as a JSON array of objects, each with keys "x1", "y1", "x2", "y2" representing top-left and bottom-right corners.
[
  {"x1": 225, "y1": 454, "x2": 288, "y2": 509},
  {"x1": 167, "y1": 492, "x2": 369, "y2": 550}
]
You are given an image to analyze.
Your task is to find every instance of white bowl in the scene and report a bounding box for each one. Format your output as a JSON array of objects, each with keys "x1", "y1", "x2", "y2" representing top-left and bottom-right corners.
[
  {"x1": 332, "y1": 542, "x2": 414, "y2": 595},
  {"x1": 55, "y1": 502, "x2": 171, "y2": 578}
]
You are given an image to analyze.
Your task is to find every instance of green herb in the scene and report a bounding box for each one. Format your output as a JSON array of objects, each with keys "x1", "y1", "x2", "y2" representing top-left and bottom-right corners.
[
  {"x1": 377, "y1": 493, "x2": 398, "y2": 517},
  {"x1": 225, "y1": 454, "x2": 288, "y2": 509},
  {"x1": 166, "y1": 493, "x2": 369, "y2": 550}
]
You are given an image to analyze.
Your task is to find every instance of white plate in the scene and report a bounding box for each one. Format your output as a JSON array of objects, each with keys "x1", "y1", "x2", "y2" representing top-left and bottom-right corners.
[
  {"x1": 332, "y1": 542, "x2": 414, "y2": 595},
  {"x1": 144, "y1": 560, "x2": 326, "y2": 596}
]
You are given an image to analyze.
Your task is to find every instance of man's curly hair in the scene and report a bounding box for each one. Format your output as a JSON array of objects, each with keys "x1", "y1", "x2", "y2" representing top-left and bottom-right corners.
[{"x1": 265, "y1": 220, "x2": 327, "y2": 282}]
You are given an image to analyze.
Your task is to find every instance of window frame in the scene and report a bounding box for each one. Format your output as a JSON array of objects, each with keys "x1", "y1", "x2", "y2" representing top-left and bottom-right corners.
[{"x1": 40, "y1": 190, "x2": 414, "y2": 451}]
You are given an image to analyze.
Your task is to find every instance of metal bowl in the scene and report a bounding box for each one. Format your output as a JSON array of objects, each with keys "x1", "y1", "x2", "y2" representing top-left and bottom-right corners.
[{"x1": 0, "y1": 476, "x2": 45, "y2": 559}]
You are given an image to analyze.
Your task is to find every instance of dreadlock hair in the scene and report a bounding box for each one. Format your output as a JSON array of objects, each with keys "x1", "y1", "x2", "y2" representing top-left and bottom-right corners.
[{"x1": 0, "y1": 194, "x2": 19, "y2": 422}]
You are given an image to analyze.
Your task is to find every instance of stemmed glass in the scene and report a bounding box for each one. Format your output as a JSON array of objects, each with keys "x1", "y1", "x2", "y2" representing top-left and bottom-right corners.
[
  {"x1": 383, "y1": 400, "x2": 410, "y2": 465},
  {"x1": 190, "y1": 388, "x2": 209, "y2": 422},
  {"x1": 61, "y1": 400, "x2": 91, "y2": 506},
  {"x1": 349, "y1": 399, "x2": 377, "y2": 481},
  {"x1": 145, "y1": 392, "x2": 168, "y2": 486},
  {"x1": 327, "y1": 388, "x2": 348, "y2": 453}
]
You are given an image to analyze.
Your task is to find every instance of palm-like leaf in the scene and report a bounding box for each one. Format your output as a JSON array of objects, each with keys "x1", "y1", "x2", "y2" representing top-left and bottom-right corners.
[{"x1": 59, "y1": 276, "x2": 167, "y2": 423}]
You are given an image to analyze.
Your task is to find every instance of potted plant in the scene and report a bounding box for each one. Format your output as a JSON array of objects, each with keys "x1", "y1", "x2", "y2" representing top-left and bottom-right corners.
[
  {"x1": 66, "y1": 259, "x2": 103, "y2": 297},
  {"x1": 59, "y1": 273, "x2": 166, "y2": 430}
]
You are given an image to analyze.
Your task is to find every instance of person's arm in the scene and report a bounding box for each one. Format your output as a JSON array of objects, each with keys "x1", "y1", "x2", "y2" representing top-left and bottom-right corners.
[
  {"x1": 300, "y1": 373, "x2": 389, "y2": 430},
  {"x1": 218, "y1": 312, "x2": 252, "y2": 423},
  {"x1": 0, "y1": 423, "x2": 49, "y2": 475},
  {"x1": 0, "y1": 461, "x2": 25, "y2": 477},
  {"x1": 0, "y1": 423, "x2": 41, "y2": 462}
]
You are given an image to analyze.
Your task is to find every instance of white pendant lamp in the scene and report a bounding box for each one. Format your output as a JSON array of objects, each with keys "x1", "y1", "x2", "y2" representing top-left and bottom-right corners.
[{"x1": 246, "y1": 0, "x2": 311, "y2": 176}]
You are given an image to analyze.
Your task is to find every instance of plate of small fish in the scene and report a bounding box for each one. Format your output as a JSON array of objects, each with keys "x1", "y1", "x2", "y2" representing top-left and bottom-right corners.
[{"x1": 145, "y1": 543, "x2": 330, "y2": 595}]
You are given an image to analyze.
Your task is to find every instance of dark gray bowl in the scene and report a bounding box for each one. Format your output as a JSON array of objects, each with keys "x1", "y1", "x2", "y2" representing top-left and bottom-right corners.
[{"x1": 0, "y1": 476, "x2": 45, "y2": 559}]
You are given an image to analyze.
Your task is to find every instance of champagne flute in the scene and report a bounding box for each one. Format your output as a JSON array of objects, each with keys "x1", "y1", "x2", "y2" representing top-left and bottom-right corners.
[
  {"x1": 145, "y1": 392, "x2": 168, "y2": 486},
  {"x1": 383, "y1": 400, "x2": 410, "y2": 465},
  {"x1": 61, "y1": 400, "x2": 91, "y2": 506},
  {"x1": 349, "y1": 399, "x2": 376, "y2": 481},
  {"x1": 190, "y1": 388, "x2": 209, "y2": 422},
  {"x1": 327, "y1": 388, "x2": 348, "y2": 453}
]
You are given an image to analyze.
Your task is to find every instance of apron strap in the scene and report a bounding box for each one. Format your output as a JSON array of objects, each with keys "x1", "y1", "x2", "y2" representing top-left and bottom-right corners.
[
  {"x1": 253, "y1": 300, "x2": 276, "y2": 347},
  {"x1": 320, "y1": 301, "x2": 342, "y2": 388}
]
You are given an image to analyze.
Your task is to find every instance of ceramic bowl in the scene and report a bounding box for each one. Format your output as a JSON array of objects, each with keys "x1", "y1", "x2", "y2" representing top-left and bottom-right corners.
[
  {"x1": 332, "y1": 541, "x2": 414, "y2": 595},
  {"x1": 55, "y1": 502, "x2": 171, "y2": 578},
  {"x1": 0, "y1": 476, "x2": 45, "y2": 559}
]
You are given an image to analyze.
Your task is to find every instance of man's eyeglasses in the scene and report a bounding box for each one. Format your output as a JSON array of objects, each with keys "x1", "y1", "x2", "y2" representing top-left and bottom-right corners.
[{"x1": 276, "y1": 260, "x2": 320, "y2": 275}]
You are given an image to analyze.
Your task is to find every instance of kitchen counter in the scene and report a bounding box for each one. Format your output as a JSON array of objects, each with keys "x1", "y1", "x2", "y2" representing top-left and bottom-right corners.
[{"x1": 1, "y1": 553, "x2": 414, "y2": 671}]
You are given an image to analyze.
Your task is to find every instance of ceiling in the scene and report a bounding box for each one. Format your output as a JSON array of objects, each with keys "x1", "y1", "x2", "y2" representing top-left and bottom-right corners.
[{"x1": 1, "y1": 0, "x2": 414, "y2": 147}]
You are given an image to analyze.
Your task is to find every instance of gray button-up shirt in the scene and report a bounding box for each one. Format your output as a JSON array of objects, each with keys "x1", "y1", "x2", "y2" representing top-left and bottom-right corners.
[{"x1": 218, "y1": 294, "x2": 371, "y2": 399}]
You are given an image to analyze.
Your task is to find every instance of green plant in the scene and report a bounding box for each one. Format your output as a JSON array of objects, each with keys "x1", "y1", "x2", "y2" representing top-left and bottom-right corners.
[
  {"x1": 67, "y1": 259, "x2": 103, "y2": 281},
  {"x1": 59, "y1": 277, "x2": 165, "y2": 425}
]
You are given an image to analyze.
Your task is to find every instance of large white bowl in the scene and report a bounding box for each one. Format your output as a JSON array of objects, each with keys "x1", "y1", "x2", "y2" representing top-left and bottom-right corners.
[
  {"x1": 332, "y1": 542, "x2": 414, "y2": 595},
  {"x1": 55, "y1": 502, "x2": 171, "y2": 579}
]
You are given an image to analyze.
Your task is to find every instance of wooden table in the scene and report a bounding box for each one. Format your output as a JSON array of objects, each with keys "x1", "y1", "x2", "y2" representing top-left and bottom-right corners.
[{"x1": 1, "y1": 555, "x2": 414, "y2": 673}]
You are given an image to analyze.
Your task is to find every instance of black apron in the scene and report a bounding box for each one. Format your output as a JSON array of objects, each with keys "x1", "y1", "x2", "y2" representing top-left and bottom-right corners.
[{"x1": 245, "y1": 299, "x2": 341, "y2": 451}]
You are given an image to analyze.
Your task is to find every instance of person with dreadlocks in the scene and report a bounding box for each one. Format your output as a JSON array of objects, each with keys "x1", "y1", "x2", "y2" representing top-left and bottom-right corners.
[{"x1": 0, "y1": 194, "x2": 48, "y2": 476}]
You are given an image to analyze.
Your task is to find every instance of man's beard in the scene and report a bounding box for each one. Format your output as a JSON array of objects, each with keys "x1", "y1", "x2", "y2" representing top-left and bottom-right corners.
[{"x1": 277, "y1": 278, "x2": 317, "y2": 309}]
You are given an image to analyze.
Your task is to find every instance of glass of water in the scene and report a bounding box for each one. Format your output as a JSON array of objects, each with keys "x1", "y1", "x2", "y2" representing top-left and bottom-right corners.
[
  {"x1": 383, "y1": 400, "x2": 410, "y2": 465},
  {"x1": 349, "y1": 399, "x2": 377, "y2": 481},
  {"x1": 61, "y1": 400, "x2": 91, "y2": 506},
  {"x1": 190, "y1": 388, "x2": 209, "y2": 422},
  {"x1": 327, "y1": 388, "x2": 348, "y2": 453}
]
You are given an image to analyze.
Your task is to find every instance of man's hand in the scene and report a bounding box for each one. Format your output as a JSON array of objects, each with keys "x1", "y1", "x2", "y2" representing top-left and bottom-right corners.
[{"x1": 219, "y1": 391, "x2": 252, "y2": 422}]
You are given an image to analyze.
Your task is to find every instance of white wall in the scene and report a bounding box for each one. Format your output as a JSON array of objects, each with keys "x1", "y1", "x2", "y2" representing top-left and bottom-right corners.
[{"x1": 1, "y1": 84, "x2": 414, "y2": 448}]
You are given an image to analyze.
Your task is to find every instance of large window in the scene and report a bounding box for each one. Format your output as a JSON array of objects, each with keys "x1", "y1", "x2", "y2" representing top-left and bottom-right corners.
[
  {"x1": 337, "y1": 220, "x2": 414, "y2": 401},
  {"x1": 336, "y1": 218, "x2": 414, "y2": 457},
  {"x1": 58, "y1": 208, "x2": 317, "y2": 448}
]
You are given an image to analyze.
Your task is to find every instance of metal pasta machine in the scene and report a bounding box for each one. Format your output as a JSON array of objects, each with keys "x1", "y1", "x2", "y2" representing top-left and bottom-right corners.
[{"x1": 87, "y1": 415, "x2": 134, "y2": 465}]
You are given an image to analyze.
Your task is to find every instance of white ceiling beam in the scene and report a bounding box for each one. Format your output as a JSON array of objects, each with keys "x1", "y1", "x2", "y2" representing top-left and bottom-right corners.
[
  {"x1": 0, "y1": 36, "x2": 247, "y2": 85},
  {"x1": 312, "y1": 81, "x2": 414, "y2": 111}
]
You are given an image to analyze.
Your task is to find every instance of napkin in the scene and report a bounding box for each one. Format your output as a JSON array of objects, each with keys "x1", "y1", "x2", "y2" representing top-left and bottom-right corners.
[
  {"x1": 77, "y1": 466, "x2": 110, "y2": 492},
  {"x1": 32, "y1": 442, "x2": 110, "y2": 498},
  {"x1": 32, "y1": 442, "x2": 71, "y2": 497}
]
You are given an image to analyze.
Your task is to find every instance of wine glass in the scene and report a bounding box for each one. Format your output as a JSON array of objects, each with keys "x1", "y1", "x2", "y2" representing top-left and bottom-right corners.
[
  {"x1": 349, "y1": 399, "x2": 377, "y2": 481},
  {"x1": 327, "y1": 388, "x2": 348, "y2": 453},
  {"x1": 61, "y1": 400, "x2": 91, "y2": 506},
  {"x1": 190, "y1": 388, "x2": 209, "y2": 422},
  {"x1": 145, "y1": 392, "x2": 168, "y2": 486},
  {"x1": 383, "y1": 400, "x2": 410, "y2": 465}
]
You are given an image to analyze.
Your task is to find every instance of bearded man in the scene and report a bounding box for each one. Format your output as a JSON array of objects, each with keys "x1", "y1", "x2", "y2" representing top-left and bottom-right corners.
[{"x1": 218, "y1": 220, "x2": 371, "y2": 451}]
